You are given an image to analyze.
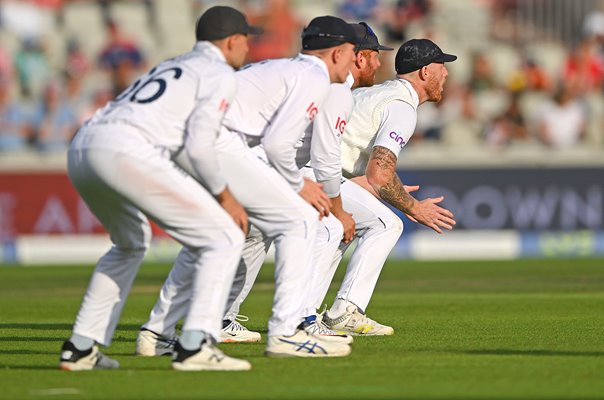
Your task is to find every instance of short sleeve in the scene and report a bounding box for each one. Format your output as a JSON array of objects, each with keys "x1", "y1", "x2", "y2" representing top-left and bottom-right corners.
[{"x1": 372, "y1": 101, "x2": 417, "y2": 159}]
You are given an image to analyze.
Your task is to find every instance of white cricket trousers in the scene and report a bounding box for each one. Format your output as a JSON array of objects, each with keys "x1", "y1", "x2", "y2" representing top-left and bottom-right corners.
[
  {"x1": 222, "y1": 211, "x2": 343, "y2": 322},
  {"x1": 222, "y1": 176, "x2": 402, "y2": 322},
  {"x1": 67, "y1": 124, "x2": 244, "y2": 346},
  {"x1": 144, "y1": 130, "x2": 318, "y2": 337},
  {"x1": 330, "y1": 178, "x2": 404, "y2": 312}
]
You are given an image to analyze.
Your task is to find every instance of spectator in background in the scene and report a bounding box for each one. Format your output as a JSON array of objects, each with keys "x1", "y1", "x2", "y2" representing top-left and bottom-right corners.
[
  {"x1": 65, "y1": 37, "x2": 91, "y2": 79},
  {"x1": 0, "y1": 78, "x2": 34, "y2": 151},
  {"x1": 338, "y1": 0, "x2": 379, "y2": 21},
  {"x1": 97, "y1": 19, "x2": 146, "y2": 96},
  {"x1": 468, "y1": 51, "x2": 497, "y2": 92},
  {"x1": 484, "y1": 92, "x2": 527, "y2": 148},
  {"x1": 0, "y1": 45, "x2": 14, "y2": 80},
  {"x1": 508, "y1": 56, "x2": 552, "y2": 93},
  {"x1": 13, "y1": 37, "x2": 51, "y2": 98},
  {"x1": 381, "y1": 0, "x2": 432, "y2": 42},
  {"x1": 246, "y1": 0, "x2": 300, "y2": 61},
  {"x1": 563, "y1": 38, "x2": 604, "y2": 94},
  {"x1": 30, "y1": 81, "x2": 80, "y2": 152},
  {"x1": 537, "y1": 84, "x2": 586, "y2": 148}
]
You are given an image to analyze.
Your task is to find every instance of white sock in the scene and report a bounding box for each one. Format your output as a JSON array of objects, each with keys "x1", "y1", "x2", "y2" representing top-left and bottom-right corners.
[
  {"x1": 327, "y1": 298, "x2": 351, "y2": 319},
  {"x1": 70, "y1": 333, "x2": 94, "y2": 351},
  {"x1": 180, "y1": 330, "x2": 206, "y2": 351}
]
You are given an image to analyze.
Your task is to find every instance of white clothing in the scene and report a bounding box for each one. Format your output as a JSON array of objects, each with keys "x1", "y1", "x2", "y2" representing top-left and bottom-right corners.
[
  {"x1": 341, "y1": 79, "x2": 419, "y2": 177},
  {"x1": 87, "y1": 41, "x2": 235, "y2": 194},
  {"x1": 224, "y1": 54, "x2": 331, "y2": 192},
  {"x1": 68, "y1": 42, "x2": 245, "y2": 345},
  {"x1": 538, "y1": 100, "x2": 586, "y2": 147},
  {"x1": 144, "y1": 54, "x2": 332, "y2": 337}
]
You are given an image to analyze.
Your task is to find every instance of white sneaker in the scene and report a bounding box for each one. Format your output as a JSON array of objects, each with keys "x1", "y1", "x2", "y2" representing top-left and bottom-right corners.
[
  {"x1": 172, "y1": 339, "x2": 251, "y2": 371},
  {"x1": 59, "y1": 341, "x2": 119, "y2": 371},
  {"x1": 265, "y1": 330, "x2": 351, "y2": 358},
  {"x1": 135, "y1": 329, "x2": 176, "y2": 356},
  {"x1": 220, "y1": 315, "x2": 261, "y2": 343},
  {"x1": 323, "y1": 305, "x2": 394, "y2": 336},
  {"x1": 302, "y1": 319, "x2": 353, "y2": 344}
]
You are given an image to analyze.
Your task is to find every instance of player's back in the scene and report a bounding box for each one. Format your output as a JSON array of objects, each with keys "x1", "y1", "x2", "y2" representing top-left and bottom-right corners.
[
  {"x1": 84, "y1": 42, "x2": 234, "y2": 152},
  {"x1": 223, "y1": 54, "x2": 330, "y2": 138}
]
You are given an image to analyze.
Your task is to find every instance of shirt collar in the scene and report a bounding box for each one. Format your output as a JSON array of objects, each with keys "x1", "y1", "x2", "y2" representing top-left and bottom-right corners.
[
  {"x1": 399, "y1": 78, "x2": 420, "y2": 108},
  {"x1": 193, "y1": 41, "x2": 227, "y2": 63},
  {"x1": 345, "y1": 72, "x2": 355, "y2": 88},
  {"x1": 298, "y1": 53, "x2": 330, "y2": 79}
]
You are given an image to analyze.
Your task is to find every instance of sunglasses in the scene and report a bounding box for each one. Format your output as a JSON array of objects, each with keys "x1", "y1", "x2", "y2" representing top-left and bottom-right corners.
[{"x1": 301, "y1": 25, "x2": 352, "y2": 41}]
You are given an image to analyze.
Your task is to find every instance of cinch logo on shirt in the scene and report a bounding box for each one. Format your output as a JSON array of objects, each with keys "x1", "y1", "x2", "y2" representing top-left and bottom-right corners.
[
  {"x1": 306, "y1": 102, "x2": 318, "y2": 121},
  {"x1": 335, "y1": 116, "x2": 346, "y2": 135},
  {"x1": 389, "y1": 131, "x2": 406, "y2": 147}
]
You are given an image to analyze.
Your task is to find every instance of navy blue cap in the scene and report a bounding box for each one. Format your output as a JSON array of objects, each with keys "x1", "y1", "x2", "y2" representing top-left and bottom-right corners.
[
  {"x1": 351, "y1": 22, "x2": 393, "y2": 52},
  {"x1": 395, "y1": 39, "x2": 457, "y2": 74},
  {"x1": 302, "y1": 16, "x2": 358, "y2": 50},
  {"x1": 195, "y1": 6, "x2": 263, "y2": 41}
]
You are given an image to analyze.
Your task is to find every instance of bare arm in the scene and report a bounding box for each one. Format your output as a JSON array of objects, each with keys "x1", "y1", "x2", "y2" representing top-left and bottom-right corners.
[{"x1": 365, "y1": 146, "x2": 456, "y2": 233}]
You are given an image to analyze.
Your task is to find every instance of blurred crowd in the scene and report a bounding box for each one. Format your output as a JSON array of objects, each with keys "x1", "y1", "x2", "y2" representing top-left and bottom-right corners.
[{"x1": 1, "y1": 0, "x2": 604, "y2": 155}]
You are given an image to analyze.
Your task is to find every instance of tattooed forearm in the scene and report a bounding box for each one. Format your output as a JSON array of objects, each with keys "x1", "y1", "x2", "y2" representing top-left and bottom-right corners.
[
  {"x1": 369, "y1": 146, "x2": 416, "y2": 213},
  {"x1": 380, "y1": 177, "x2": 416, "y2": 212}
]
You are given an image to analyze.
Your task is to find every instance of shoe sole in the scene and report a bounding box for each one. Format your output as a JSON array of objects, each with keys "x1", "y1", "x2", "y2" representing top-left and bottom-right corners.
[
  {"x1": 59, "y1": 362, "x2": 92, "y2": 371},
  {"x1": 264, "y1": 347, "x2": 351, "y2": 358},
  {"x1": 220, "y1": 337, "x2": 262, "y2": 343},
  {"x1": 332, "y1": 329, "x2": 394, "y2": 336},
  {"x1": 172, "y1": 362, "x2": 251, "y2": 371}
]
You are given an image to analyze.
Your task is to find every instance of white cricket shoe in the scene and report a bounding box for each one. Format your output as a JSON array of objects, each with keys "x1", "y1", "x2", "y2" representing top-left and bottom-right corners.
[
  {"x1": 220, "y1": 315, "x2": 261, "y2": 343},
  {"x1": 302, "y1": 318, "x2": 353, "y2": 344},
  {"x1": 323, "y1": 305, "x2": 394, "y2": 336},
  {"x1": 265, "y1": 330, "x2": 351, "y2": 358},
  {"x1": 135, "y1": 328, "x2": 176, "y2": 356},
  {"x1": 59, "y1": 341, "x2": 119, "y2": 371},
  {"x1": 172, "y1": 339, "x2": 251, "y2": 371}
]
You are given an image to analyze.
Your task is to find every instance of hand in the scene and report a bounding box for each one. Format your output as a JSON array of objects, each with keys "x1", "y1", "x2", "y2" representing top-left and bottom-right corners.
[
  {"x1": 298, "y1": 178, "x2": 331, "y2": 219},
  {"x1": 402, "y1": 185, "x2": 419, "y2": 223},
  {"x1": 215, "y1": 188, "x2": 249, "y2": 236},
  {"x1": 408, "y1": 196, "x2": 456, "y2": 234},
  {"x1": 333, "y1": 209, "x2": 355, "y2": 243}
]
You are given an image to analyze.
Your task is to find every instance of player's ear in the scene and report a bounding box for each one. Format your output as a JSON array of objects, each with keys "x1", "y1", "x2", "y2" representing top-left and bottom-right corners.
[
  {"x1": 419, "y1": 65, "x2": 429, "y2": 81},
  {"x1": 355, "y1": 51, "x2": 365, "y2": 69}
]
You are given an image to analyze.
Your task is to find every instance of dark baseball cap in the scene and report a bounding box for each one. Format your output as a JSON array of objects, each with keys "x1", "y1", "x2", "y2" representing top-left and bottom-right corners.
[
  {"x1": 351, "y1": 22, "x2": 393, "y2": 52},
  {"x1": 302, "y1": 16, "x2": 358, "y2": 50},
  {"x1": 195, "y1": 6, "x2": 263, "y2": 41},
  {"x1": 395, "y1": 39, "x2": 457, "y2": 74}
]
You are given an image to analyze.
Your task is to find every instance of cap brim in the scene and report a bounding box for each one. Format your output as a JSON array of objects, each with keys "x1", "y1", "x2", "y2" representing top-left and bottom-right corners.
[
  {"x1": 377, "y1": 44, "x2": 394, "y2": 51},
  {"x1": 246, "y1": 26, "x2": 264, "y2": 35},
  {"x1": 436, "y1": 53, "x2": 457, "y2": 62}
]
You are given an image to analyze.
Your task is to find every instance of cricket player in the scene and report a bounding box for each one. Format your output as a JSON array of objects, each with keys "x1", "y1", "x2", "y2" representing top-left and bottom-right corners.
[
  {"x1": 59, "y1": 6, "x2": 261, "y2": 372},
  {"x1": 321, "y1": 39, "x2": 457, "y2": 335},
  {"x1": 218, "y1": 22, "x2": 394, "y2": 344},
  {"x1": 136, "y1": 16, "x2": 358, "y2": 358}
]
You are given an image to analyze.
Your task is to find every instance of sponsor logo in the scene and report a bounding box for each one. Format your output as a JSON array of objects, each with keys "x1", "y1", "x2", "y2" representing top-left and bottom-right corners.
[
  {"x1": 219, "y1": 99, "x2": 229, "y2": 112},
  {"x1": 389, "y1": 131, "x2": 406, "y2": 147},
  {"x1": 335, "y1": 116, "x2": 346, "y2": 134},
  {"x1": 306, "y1": 102, "x2": 318, "y2": 121}
]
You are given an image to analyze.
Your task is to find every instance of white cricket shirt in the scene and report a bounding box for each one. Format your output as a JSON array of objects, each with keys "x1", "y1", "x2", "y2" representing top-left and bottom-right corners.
[
  {"x1": 341, "y1": 78, "x2": 419, "y2": 177},
  {"x1": 82, "y1": 41, "x2": 236, "y2": 194},
  {"x1": 222, "y1": 54, "x2": 331, "y2": 192}
]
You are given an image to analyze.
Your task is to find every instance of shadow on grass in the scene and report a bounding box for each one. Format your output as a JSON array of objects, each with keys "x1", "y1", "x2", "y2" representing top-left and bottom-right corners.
[
  {"x1": 0, "y1": 323, "x2": 141, "y2": 331},
  {"x1": 460, "y1": 349, "x2": 604, "y2": 357}
]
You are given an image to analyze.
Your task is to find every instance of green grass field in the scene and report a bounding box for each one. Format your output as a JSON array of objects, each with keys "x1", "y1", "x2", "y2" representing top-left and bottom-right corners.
[{"x1": 1, "y1": 258, "x2": 603, "y2": 400}]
